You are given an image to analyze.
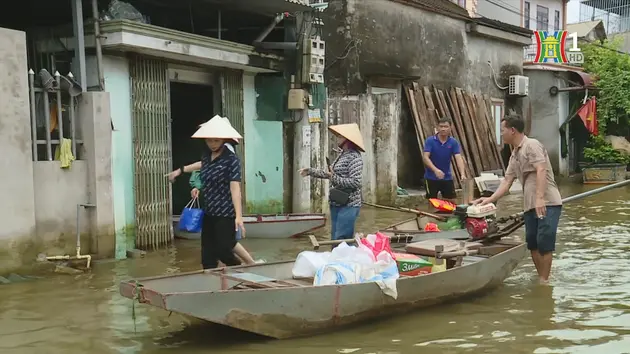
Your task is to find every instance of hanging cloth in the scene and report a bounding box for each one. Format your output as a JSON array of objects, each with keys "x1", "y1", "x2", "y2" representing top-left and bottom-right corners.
[{"x1": 54, "y1": 138, "x2": 75, "y2": 168}]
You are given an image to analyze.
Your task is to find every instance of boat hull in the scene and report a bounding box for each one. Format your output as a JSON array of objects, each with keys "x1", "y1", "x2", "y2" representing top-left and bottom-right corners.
[
  {"x1": 119, "y1": 243, "x2": 527, "y2": 339},
  {"x1": 173, "y1": 213, "x2": 327, "y2": 239}
]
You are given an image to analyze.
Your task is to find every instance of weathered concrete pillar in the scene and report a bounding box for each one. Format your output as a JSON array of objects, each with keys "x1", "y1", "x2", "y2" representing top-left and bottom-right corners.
[
  {"x1": 358, "y1": 94, "x2": 376, "y2": 203},
  {"x1": 310, "y1": 120, "x2": 323, "y2": 213},
  {"x1": 79, "y1": 92, "x2": 115, "y2": 258},
  {"x1": 372, "y1": 88, "x2": 399, "y2": 204},
  {"x1": 292, "y1": 12, "x2": 314, "y2": 213},
  {"x1": 320, "y1": 97, "x2": 331, "y2": 214},
  {"x1": 292, "y1": 109, "x2": 312, "y2": 213},
  {"x1": 0, "y1": 28, "x2": 36, "y2": 273}
]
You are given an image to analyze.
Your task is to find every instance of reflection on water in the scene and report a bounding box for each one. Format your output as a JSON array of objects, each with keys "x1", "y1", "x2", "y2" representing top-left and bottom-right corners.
[{"x1": 0, "y1": 184, "x2": 629, "y2": 353}]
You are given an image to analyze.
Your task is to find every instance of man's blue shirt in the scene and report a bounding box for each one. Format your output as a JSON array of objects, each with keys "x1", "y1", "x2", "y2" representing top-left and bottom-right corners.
[{"x1": 423, "y1": 135, "x2": 461, "y2": 181}]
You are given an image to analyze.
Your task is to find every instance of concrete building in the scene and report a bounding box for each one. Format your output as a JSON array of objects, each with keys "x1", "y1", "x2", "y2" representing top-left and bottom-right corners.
[
  {"x1": 522, "y1": 63, "x2": 595, "y2": 176},
  {"x1": 456, "y1": 0, "x2": 567, "y2": 60},
  {"x1": 315, "y1": 0, "x2": 532, "y2": 205},
  {"x1": 576, "y1": 0, "x2": 630, "y2": 52},
  {"x1": 472, "y1": 0, "x2": 567, "y2": 31},
  {"x1": 461, "y1": 0, "x2": 605, "y2": 177},
  {"x1": 577, "y1": 0, "x2": 630, "y2": 35},
  {"x1": 0, "y1": 0, "x2": 547, "y2": 273},
  {"x1": 0, "y1": 25, "x2": 114, "y2": 274},
  {"x1": 0, "y1": 0, "x2": 318, "y2": 274}
]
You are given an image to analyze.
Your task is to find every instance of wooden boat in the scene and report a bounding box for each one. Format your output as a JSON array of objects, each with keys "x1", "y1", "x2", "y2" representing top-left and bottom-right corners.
[
  {"x1": 121, "y1": 180, "x2": 630, "y2": 339},
  {"x1": 119, "y1": 236, "x2": 526, "y2": 339},
  {"x1": 173, "y1": 213, "x2": 327, "y2": 240}
]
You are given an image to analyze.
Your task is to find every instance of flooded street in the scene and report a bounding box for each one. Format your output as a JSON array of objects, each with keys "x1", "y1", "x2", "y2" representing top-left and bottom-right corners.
[{"x1": 1, "y1": 184, "x2": 630, "y2": 354}]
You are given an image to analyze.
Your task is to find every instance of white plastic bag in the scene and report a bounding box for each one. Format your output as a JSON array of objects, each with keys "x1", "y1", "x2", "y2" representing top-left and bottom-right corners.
[
  {"x1": 358, "y1": 251, "x2": 400, "y2": 299},
  {"x1": 314, "y1": 262, "x2": 361, "y2": 285},
  {"x1": 329, "y1": 241, "x2": 374, "y2": 265},
  {"x1": 292, "y1": 251, "x2": 331, "y2": 278}
]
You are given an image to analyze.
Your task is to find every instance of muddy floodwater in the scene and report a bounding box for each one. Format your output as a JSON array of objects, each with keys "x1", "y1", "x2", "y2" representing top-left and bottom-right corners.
[{"x1": 1, "y1": 184, "x2": 630, "y2": 354}]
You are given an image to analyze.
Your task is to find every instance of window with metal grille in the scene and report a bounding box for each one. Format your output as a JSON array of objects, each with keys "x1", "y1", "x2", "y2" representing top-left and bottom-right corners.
[
  {"x1": 537, "y1": 5, "x2": 549, "y2": 31},
  {"x1": 524, "y1": 2, "x2": 530, "y2": 29},
  {"x1": 554, "y1": 10, "x2": 560, "y2": 31}
]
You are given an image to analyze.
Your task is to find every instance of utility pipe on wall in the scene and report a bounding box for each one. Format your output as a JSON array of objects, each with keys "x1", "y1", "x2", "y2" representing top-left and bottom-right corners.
[
  {"x1": 92, "y1": 0, "x2": 105, "y2": 90},
  {"x1": 44, "y1": 203, "x2": 96, "y2": 269}
]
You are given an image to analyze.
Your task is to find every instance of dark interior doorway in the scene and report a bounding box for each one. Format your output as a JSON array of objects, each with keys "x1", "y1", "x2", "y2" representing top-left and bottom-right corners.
[{"x1": 170, "y1": 81, "x2": 214, "y2": 216}]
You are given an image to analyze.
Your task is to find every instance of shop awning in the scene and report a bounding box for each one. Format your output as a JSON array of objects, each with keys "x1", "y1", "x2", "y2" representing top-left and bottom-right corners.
[{"x1": 523, "y1": 63, "x2": 596, "y2": 89}]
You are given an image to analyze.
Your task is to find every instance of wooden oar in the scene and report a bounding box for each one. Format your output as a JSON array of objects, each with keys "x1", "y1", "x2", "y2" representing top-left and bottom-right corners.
[
  {"x1": 308, "y1": 234, "x2": 416, "y2": 250},
  {"x1": 309, "y1": 235, "x2": 355, "y2": 250},
  {"x1": 496, "y1": 178, "x2": 630, "y2": 224},
  {"x1": 362, "y1": 202, "x2": 447, "y2": 221},
  {"x1": 307, "y1": 230, "x2": 470, "y2": 250}
]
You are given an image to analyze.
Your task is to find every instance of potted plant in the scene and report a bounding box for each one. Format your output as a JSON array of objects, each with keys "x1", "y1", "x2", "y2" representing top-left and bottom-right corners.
[{"x1": 581, "y1": 135, "x2": 630, "y2": 184}]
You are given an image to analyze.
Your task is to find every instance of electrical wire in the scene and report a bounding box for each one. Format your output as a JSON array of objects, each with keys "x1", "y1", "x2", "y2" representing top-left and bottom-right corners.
[{"x1": 325, "y1": 39, "x2": 360, "y2": 70}]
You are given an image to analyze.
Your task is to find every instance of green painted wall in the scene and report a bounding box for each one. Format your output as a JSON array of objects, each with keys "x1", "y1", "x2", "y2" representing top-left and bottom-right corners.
[
  {"x1": 103, "y1": 56, "x2": 135, "y2": 259},
  {"x1": 243, "y1": 73, "x2": 284, "y2": 213}
]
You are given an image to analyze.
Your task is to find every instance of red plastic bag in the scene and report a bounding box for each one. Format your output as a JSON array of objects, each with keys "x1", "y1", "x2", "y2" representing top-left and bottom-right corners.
[
  {"x1": 424, "y1": 222, "x2": 441, "y2": 232},
  {"x1": 359, "y1": 232, "x2": 394, "y2": 259}
]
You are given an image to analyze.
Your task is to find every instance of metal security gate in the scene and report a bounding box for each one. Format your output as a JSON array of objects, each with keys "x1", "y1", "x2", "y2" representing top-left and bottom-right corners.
[
  {"x1": 220, "y1": 69, "x2": 246, "y2": 200},
  {"x1": 130, "y1": 56, "x2": 173, "y2": 249}
]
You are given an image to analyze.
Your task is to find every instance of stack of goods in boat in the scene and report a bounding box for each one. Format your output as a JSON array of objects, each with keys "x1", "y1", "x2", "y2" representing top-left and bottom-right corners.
[
  {"x1": 292, "y1": 232, "x2": 448, "y2": 298},
  {"x1": 292, "y1": 235, "x2": 400, "y2": 298}
]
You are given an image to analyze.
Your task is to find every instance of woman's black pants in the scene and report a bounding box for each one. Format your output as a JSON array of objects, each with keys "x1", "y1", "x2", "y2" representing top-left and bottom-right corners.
[{"x1": 200, "y1": 215, "x2": 241, "y2": 269}]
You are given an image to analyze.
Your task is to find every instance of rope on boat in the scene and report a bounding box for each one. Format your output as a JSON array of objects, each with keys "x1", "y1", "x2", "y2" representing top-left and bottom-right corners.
[{"x1": 130, "y1": 280, "x2": 141, "y2": 333}]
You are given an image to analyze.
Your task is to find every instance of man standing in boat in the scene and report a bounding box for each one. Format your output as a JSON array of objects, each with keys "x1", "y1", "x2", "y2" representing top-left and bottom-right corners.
[
  {"x1": 422, "y1": 117, "x2": 467, "y2": 202},
  {"x1": 473, "y1": 115, "x2": 562, "y2": 284}
]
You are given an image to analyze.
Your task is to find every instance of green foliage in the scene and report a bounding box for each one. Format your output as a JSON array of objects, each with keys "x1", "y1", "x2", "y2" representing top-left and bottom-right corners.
[
  {"x1": 583, "y1": 135, "x2": 630, "y2": 165},
  {"x1": 581, "y1": 38, "x2": 630, "y2": 135}
]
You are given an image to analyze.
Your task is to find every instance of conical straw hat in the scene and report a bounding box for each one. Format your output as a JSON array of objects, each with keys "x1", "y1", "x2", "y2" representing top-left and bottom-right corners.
[
  {"x1": 197, "y1": 117, "x2": 240, "y2": 144},
  {"x1": 192, "y1": 115, "x2": 243, "y2": 140},
  {"x1": 328, "y1": 123, "x2": 365, "y2": 152}
]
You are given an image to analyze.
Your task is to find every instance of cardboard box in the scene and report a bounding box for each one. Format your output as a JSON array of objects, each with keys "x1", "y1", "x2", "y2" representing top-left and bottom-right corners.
[{"x1": 393, "y1": 252, "x2": 433, "y2": 276}]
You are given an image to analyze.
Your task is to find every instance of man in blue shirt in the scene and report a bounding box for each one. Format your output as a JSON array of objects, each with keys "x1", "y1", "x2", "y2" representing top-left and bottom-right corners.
[{"x1": 423, "y1": 117, "x2": 467, "y2": 201}]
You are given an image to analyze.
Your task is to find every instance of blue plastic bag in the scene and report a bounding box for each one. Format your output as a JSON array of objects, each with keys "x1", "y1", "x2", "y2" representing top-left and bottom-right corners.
[{"x1": 178, "y1": 198, "x2": 203, "y2": 233}]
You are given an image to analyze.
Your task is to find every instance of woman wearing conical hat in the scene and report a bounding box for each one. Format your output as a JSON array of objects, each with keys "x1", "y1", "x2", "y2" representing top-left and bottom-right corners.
[
  {"x1": 166, "y1": 115, "x2": 248, "y2": 269},
  {"x1": 187, "y1": 136, "x2": 259, "y2": 266},
  {"x1": 299, "y1": 123, "x2": 364, "y2": 247}
]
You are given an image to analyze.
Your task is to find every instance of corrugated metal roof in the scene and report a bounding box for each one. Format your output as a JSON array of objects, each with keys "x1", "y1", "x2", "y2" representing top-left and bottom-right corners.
[
  {"x1": 523, "y1": 63, "x2": 595, "y2": 87},
  {"x1": 567, "y1": 20, "x2": 605, "y2": 38},
  {"x1": 474, "y1": 17, "x2": 533, "y2": 36},
  {"x1": 389, "y1": 0, "x2": 470, "y2": 19}
]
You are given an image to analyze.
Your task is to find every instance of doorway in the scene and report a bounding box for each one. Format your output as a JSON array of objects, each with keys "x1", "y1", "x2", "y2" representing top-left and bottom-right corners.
[{"x1": 170, "y1": 81, "x2": 214, "y2": 215}]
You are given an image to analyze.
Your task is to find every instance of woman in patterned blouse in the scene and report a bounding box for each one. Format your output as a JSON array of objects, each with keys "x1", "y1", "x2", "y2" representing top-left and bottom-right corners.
[
  {"x1": 189, "y1": 138, "x2": 256, "y2": 265},
  {"x1": 299, "y1": 123, "x2": 364, "y2": 248},
  {"x1": 167, "y1": 116, "x2": 247, "y2": 269}
]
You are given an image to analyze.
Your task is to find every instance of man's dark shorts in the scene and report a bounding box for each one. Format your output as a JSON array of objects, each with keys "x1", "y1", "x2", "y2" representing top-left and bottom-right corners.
[
  {"x1": 425, "y1": 179, "x2": 456, "y2": 199},
  {"x1": 523, "y1": 205, "x2": 562, "y2": 254}
]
